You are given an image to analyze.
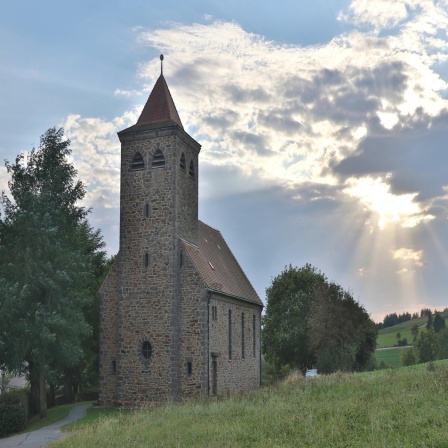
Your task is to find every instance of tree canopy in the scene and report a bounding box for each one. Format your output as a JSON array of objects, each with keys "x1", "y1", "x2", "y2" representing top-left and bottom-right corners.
[
  {"x1": 0, "y1": 128, "x2": 105, "y2": 417},
  {"x1": 262, "y1": 264, "x2": 376, "y2": 374}
]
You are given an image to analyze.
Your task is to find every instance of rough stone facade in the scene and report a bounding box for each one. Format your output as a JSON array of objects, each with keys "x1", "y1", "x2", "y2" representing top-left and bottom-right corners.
[{"x1": 99, "y1": 72, "x2": 263, "y2": 407}]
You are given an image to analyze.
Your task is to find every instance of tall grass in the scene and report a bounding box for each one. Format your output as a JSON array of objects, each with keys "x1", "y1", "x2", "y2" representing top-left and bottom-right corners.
[{"x1": 52, "y1": 361, "x2": 448, "y2": 448}]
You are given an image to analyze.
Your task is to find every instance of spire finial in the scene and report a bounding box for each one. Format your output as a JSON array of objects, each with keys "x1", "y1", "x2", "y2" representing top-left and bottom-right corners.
[{"x1": 160, "y1": 54, "x2": 164, "y2": 75}]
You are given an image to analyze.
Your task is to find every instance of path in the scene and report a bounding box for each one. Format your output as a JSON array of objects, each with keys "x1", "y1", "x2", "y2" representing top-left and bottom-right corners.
[{"x1": 0, "y1": 404, "x2": 89, "y2": 448}]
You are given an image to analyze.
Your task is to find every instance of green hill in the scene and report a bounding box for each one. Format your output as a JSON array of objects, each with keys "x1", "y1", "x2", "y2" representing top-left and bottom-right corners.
[
  {"x1": 377, "y1": 310, "x2": 448, "y2": 348},
  {"x1": 53, "y1": 361, "x2": 448, "y2": 448}
]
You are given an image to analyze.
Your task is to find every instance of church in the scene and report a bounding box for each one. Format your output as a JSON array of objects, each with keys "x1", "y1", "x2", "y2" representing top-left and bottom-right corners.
[{"x1": 99, "y1": 57, "x2": 263, "y2": 407}]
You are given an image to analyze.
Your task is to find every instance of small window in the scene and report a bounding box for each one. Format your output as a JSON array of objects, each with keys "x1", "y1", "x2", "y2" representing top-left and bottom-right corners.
[
  {"x1": 189, "y1": 160, "x2": 195, "y2": 179},
  {"x1": 144, "y1": 253, "x2": 149, "y2": 267},
  {"x1": 180, "y1": 251, "x2": 183, "y2": 267},
  {"x1": 131, "y1": 152, "x2": 144, "y2": 170},
  {"x1": 152, "y1": 148, "x2": 165, "y2": 168},
  {"x1": 253, "y1": 315, "x2": 256, "y2": 358},
  {"x1": 187, "y1": 362, "x2": 192, "y2": 375},
  {"x1": 228, "y1": 309, "x2": 232, "y2": 360},
  {"x1": 144, "y1": 203, "x2": 150, "y2": 218},
  {"x1": 142, "y1": 341, "x2": 152, "y2": 360},
  {"x1": 211, "y1": 305, "x2": 218, "y2": 321},
  {"x1": 180, "y1": 153, "x2": 186, "y2": 171},
  {"x1": 242, "y1": 313, "x2": 245, "y2": 359}
]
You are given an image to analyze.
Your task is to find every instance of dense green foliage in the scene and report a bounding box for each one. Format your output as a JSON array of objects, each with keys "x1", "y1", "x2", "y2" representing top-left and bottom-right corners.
[
  {"x1": 0, "y1": 128, "x2": 105, "y2": 417},
  {"x1": 262, "y1": 264, "x2": 376, "y2": 374},
  {"x1": 0, "y1": 390, "x2": 28, "y2": 437},
  {"x1": 52, "y1": 362, "x2": 448, "y2": 448}
]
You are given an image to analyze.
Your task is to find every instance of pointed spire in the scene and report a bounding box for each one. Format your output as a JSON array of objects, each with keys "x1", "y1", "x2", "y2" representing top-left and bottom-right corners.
[
  {"x1": 118, "y1": 56, "x2": 184, "y2": 135},
  {"x1": 136, "y1": 55, "x2": 183, "y2": 129}
]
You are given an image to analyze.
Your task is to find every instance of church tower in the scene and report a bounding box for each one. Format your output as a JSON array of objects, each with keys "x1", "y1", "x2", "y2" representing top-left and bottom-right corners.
[
  {"x1": 99, "y1": 56, "x2": 202, "y2": 406},
  {"x1": 99, "y1": 57, "x2": 263, "y2": 408}
]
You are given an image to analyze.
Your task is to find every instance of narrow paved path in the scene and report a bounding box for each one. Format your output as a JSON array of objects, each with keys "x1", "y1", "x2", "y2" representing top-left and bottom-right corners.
[{"x1": 0, "y1": 404, "x2": 89, "y2": 448}]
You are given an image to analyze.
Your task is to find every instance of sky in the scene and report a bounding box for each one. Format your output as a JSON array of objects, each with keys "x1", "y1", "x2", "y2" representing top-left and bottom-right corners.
[{"x1": 1, "y1": 0, "x2": 448, "y2": 322}]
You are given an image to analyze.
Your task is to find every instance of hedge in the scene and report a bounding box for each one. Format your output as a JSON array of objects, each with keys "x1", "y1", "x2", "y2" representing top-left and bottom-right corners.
[{"x1": 0, "y1": 390, "x2": 28, "y2": 437}]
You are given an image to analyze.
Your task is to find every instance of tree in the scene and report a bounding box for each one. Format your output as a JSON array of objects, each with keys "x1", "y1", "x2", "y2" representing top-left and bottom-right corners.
[
  {"x1": 0, "y1": 128, "x2": 104, "y2": 417},
  {"x1": 414, "y1": 329, "x2": 438, "y2": 363},
  {"x1": 436, "y1": 327, "x2": 448, "y2": 360},
  {"x1": 426, "y1": 311, "x2": 433, "y2": 330},
  {"x1": 411, "y1": 323, "x2": 419, "y2": 341},
  {"x1": 262, "y1": 264, "x2": 327, "y2": 371},
  {"x1": 433, "y1": 313, "x2": 446, "y2": 334},
  {"x1": 401, "y1": 348, "x2": 416, "y2": 366},
  {"x1": 262, "y1": 264, "x2": 376, "y2": 374}
]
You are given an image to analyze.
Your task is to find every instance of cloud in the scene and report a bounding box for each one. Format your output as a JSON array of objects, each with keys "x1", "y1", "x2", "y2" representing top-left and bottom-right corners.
[
  {"x1": 55, "y1": 2, "x2": 448, "y2": 317},
  {"x1": 392, "y1": 247, "x2": 424, "y2": 266}
]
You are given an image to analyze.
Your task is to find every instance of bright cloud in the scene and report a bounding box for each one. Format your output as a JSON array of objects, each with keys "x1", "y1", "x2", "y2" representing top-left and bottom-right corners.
[
  {"x1": 65, "y1": 0, "x2": 448, "y2": 237},
  {"x1": 392, "y1": 247, "x2": 424, "y2": 266}
]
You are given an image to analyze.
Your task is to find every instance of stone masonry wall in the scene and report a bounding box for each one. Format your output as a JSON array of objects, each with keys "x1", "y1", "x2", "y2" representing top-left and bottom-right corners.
[
  {"x1": 110, "y1": 126, "x2": 201, "y2": 406},
  {"x1": 209, "y1": 293, "x2": 262, "y2": 394},
  {"x1": 98, "y1": 258, "x2": 119, "y2": 406},
  {"x1": 178, "y1": 247, "x2": 208, "y2": 398}
]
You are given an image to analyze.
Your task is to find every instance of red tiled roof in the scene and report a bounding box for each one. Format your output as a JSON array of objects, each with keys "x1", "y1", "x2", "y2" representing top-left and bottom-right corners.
[
  {"x1": 119, "y1": 74, "x2": 183, "y2": 134},
  {"x1": 182, "y1": 221, "x2": 263, "y2": 306},
  {"x1": 138, "y1": 74, "x2": 183, "y2": 128}
]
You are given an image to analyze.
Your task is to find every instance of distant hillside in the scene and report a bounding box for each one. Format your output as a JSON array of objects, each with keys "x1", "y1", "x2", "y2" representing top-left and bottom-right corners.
[{"x1": 377, "y1": 310, "x2": 448, "y2": 348}]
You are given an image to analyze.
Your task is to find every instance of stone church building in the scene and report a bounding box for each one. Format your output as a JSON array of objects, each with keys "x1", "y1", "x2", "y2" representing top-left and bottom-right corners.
[{"x1": 99, "y1": 60, "x2": 263, "y2": 407}]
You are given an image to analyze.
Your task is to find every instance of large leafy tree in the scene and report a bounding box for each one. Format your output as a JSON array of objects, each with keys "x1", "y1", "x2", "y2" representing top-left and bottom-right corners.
[
  {"x1": 262, "y1": 264, "x2": 326, "y2": 371},
  {"x1": 262, "y1": 264, "x2": 376, "y2": 373},
  {"x1": 0, "y1": 128, "x2": 104, "y2": 417}
]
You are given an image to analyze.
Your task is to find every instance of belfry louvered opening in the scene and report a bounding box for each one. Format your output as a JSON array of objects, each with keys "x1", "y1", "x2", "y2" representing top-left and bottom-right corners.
[
  {"x1": 152, "y1": 149, "x2": 165, "y2": 168},
  {"x1": 180, "y1": 153, "x2": 186, "y2": 171},
  {"x1": 131, "y1": 152, "x2": 144, "y2": 170},
  {"x1": 189, "y1": 160, "x2": 195, "y2": 179}
]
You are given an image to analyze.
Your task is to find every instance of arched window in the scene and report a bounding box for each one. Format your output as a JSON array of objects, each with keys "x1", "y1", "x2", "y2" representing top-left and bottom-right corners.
[
  {"x1": 189, "y1": 160, "x2": 195, "y2": 179},
  {"x1": 152, "y1": 148, "x2": 165, "y2": 168},
  {"x1": 131, "y1": 152, "x2": 144, "y2": 170},
  {"x1": 180, "y1": 153, "x2": 186, "y2": 172},
  {"x1": 142, "y1": 341, "x2": 152, "y2": 360}
]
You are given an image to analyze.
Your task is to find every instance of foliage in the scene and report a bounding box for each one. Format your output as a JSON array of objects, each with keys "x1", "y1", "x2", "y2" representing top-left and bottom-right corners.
[
  {"x1": 414, "y1": 329, "x2": 438, "y2": 363},
  {"x1": 0, "y1": 390, "x2": 28, "y2": 437},
  {"x1": 51, "y1": 362, "x2": 448, "y2": 448},
  {"x1": 262, "y1": 264, "x2": 376, "y2": 374},
  {"x1": 400, "y1": 348, "x2": 416, "y2": 366},
  {"x1": 433, "y1": 313, "x2": 446, "y2": 333},
  {"x1": 377, "y1": 312, "x2": 412, "y2": 330},
  {"x1": 426, "y1": 311, "x2": 433, "y2": 330},
  {"x1": 436, "y1": 327, "x2": 448, "y2": 360},
  {"x1": 262, "y1": 264, "x2": 326, "y2": 371},
  {"x1": 0, "y1": 128, "x2": 105, "y2": 417}
]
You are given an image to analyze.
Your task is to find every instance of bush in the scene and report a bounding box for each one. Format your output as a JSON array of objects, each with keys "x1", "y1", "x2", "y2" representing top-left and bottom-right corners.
[
  {"x1": 0, "y1": 390, "x2": 28, "y2": 437},
  {"x1": 401, "y1": 348, "x2": 416, "y2": 367}
]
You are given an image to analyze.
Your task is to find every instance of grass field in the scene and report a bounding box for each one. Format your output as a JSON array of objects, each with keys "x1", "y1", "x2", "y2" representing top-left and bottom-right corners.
[
  {"x1": 52, "y1": 361, "x2": 448, "y2": 448},
  {"x1": 377, "y1": 316, "x2": 427, "y2": 348},
  {"x1": 374, "y1": 348, "x2": 405, "y2": 368}
]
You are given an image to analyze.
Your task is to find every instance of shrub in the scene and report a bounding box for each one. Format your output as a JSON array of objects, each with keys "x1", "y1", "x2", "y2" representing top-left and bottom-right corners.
[
  {"x1": 401, "y1": 348, "x2": 416, "y2": 367},
  {"x1": 0, "y1": 390, "x2": 28, "y2": 437}
]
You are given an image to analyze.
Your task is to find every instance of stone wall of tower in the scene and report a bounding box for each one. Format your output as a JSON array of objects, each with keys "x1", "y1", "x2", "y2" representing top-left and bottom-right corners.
[
  {"x1": 98, "y1": 258, "x2": 120, "y2": 406},
  {"x1": 175, "y1": 135, "x2": 199, "y2": 246},
  {"x1": 208, "y1": 293, "x2": 262, "y2": 394},
  {"x1": 108, "y1": 126, "x2": 201, "y2": 406}
]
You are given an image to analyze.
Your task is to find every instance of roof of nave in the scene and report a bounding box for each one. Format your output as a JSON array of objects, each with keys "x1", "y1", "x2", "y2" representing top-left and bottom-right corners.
[{"x1": 181, "y1": 221, "x2": 263, "y2": 307}]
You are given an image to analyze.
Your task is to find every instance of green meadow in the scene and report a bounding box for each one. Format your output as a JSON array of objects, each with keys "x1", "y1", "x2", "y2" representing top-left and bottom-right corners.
[{"x1": 52, "y1": 361, "x2": 448, "y2": 448}]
